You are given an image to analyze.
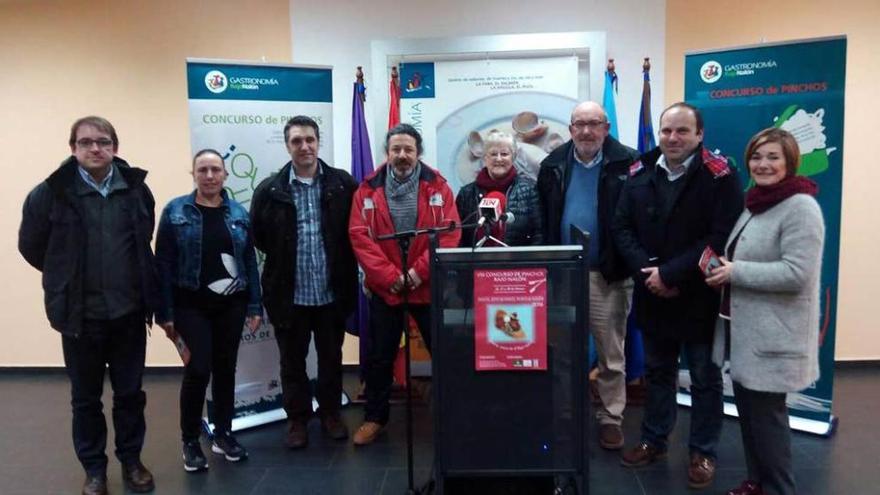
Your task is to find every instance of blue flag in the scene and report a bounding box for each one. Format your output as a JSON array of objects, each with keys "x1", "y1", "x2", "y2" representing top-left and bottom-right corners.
[
  {"x1": 603, "y1": 70, "x2": 619, "y2": 139},
  {"x1": 349, "y1": 81, "x2": 373, "y2": 340},
  {"x1": 626, "y1": 68, "x2": 653, "y2": 383},
  {"x1": 637, "y1": 70, "x2": 656, "y2": 153}
]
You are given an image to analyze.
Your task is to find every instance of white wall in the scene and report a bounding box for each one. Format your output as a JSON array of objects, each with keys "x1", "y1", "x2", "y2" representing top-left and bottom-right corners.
[{"x1": 290, "y1": 0, "x2": 667, "y2": 169}]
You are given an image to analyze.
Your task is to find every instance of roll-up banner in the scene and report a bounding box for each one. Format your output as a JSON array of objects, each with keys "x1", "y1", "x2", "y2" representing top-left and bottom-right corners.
[
  {"x1": 186, "y1": 59, "x2": 334, "y2": 431},
  {"x1": 682, "y1": 37, "x2": 846, "y2": 436}
]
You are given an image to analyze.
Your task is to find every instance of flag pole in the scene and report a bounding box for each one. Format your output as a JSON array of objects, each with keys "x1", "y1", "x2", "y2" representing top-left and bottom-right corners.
[
  {"x1": 356, "y1": 66, "x2": 366, "y2": 102},
  {"x1": 638, "y1": 57, "x2": 657, "y2": 154}
]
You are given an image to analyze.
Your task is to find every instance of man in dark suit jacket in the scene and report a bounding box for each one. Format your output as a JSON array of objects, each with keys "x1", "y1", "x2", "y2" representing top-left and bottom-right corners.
[{"x1": 612, "y1": 103, "x2": 743, "y2": 490}]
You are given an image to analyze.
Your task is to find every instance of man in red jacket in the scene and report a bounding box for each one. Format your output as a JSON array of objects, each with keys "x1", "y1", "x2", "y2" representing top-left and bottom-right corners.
[{"x1": 349, "y1": 124, "x2": 461, "y2": 446}]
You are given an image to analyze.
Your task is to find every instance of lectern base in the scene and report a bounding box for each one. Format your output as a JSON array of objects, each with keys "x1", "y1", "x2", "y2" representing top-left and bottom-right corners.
[{"x1": 442, "y1": 476, "x2": 555, "y2": 494}]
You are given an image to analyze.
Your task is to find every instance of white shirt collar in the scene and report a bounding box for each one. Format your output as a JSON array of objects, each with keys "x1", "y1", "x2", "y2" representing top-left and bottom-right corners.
[
  {"x1": 574, "y1": 148, "x2": 603, "y2": 169},
  {"x1": 657, "y1": 152, "x2": 696, "y2": 182}
]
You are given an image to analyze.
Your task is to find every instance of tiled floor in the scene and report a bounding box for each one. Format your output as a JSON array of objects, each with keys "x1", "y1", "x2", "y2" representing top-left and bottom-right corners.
[{"x1": 1, "y1": 366, "x2": 877, "y2": 494}]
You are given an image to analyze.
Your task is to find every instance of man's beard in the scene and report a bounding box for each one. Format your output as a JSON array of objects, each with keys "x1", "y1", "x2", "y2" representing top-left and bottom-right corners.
[
  {"x1": 575, "y1": 140, "x2": 600, "y2": 158},
  {"x1": 391, "y1": 159, "x2": 415, "y2": 179}
]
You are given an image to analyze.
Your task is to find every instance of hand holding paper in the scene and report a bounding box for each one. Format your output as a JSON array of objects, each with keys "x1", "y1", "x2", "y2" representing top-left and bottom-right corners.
[{"x1": 705, "y1": 256, "x2": 733, "y2": 288}]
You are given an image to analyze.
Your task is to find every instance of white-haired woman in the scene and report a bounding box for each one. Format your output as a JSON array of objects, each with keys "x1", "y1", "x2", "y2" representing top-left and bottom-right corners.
[{"x1": 455, "y1": 130, "x2": 542, "y2": 247}]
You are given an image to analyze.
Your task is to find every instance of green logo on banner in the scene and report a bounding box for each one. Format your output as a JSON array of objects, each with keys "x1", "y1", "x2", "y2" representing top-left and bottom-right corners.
[{"x1": 205, "y1": 70, "x2": 228, "y2": 94}]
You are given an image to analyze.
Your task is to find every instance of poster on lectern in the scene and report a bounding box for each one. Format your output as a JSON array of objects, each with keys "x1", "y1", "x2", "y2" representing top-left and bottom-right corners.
[
  {"x1": 683, "y1": 36, "x2": 845, "y2": 436},
  {"x1": 186, "y1": 59, "x2": 333, "y2": 431},
  {"x1": 397, "y1": 56, "x2": 580, "y2": 193},
  {"x1": 473, "y1": 269, "x2": 548, "y2": 371}
]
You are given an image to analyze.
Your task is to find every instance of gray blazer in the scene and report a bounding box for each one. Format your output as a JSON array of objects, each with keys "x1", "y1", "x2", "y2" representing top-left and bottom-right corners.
[{"x1": 712, "y1": 194, "x2": 824, "y2": 393}]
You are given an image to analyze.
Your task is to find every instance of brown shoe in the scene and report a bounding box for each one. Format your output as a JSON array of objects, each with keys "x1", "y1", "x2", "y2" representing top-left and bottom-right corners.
[
  {"x1": 598, "y1": 424, "x2": 625, "y2": 450},
  {"x1": 81, "y1": 474, "x2": 108, "y2": 495},
  {"x1": 285, "y1": 420, "x2": 309, "y2": 449},
  {"x1": 121, "y1": 460, "x2": 155, "y2": 493},
  {"x1": 352, "y1": 421, "x2": 384, "y2": 446},
  {"x1": 688, "y1": 453, "x2": 717, "y2": 489},
  {"x1": 620, "y1": 441, "x2": 666, "y2": 467},
  {"x1": 321, "y1": 415, "x2": 349, "y2": 440}
]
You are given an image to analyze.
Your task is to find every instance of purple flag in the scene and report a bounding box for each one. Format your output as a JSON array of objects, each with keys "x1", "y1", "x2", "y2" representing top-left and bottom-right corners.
[
  {"x1": 349, "y1": 81, "x2": 373, "y2": 346},
  {"x1": 352, "y1": 81, "x2": 374, "y2": 183}
]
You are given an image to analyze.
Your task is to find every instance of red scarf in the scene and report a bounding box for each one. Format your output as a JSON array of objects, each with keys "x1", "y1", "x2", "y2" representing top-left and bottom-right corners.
[
  {"x1": 473, "y1": 167, "x2": 516, "y2": 246},
  {"x1": 746, "y1": 176, "x2": 818, "y2": 214},
  {"x1": 474, "y1": 166, "x2": 516, "y2": 193}
]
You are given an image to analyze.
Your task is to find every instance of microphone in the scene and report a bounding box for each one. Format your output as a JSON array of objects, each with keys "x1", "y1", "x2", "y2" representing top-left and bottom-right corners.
[{"x1": 477, "y1": 191, "x2": 505, "y2": 227}]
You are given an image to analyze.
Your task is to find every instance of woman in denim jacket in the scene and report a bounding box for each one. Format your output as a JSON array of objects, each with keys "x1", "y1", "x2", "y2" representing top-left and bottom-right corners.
[{"x1": 156, "y1": 149, "x2": 262, "y2": 472}]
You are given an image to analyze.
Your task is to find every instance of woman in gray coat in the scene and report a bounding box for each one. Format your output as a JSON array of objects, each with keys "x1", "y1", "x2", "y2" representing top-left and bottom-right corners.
[{"x1": 705, "y1": 128, "x2": 824, "y2": 495}]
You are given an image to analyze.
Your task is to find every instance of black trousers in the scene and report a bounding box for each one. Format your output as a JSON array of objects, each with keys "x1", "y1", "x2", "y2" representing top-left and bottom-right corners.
[
  {"x1": 275, "y1": 303, "x2": 347, "y2": 422},
  {"x1": 61, "y1": 312, "x2": 146, "y2": 476},
  {"x1": 733, "y1": 382, "x2": 796, "y2": 495},
  {"x1": 363, "y1": 295, "x2": 431, "y2": 425},
  {"x1": 175, "y1": 297, "x2": 247, "y2": 441},
  {"x1": 640, "y1": 331, "x2": 723, "y2": 458}
]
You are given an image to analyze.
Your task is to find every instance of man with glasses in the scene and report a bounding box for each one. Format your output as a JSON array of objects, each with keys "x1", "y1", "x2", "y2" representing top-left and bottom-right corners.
[
  {"x1": 537, "y1": 101, "x2": 640, "y2": 450},
  {"x1": 19, "y1": 116, "x2": 158, "y2": 495}
]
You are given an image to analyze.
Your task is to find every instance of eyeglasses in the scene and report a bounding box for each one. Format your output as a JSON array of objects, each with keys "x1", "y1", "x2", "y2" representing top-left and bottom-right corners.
[
  {"x1": 570, "y1": 120, "x2": 607, "y2": 131},
  {"x1": 76, "y1": 138, "x2": 114, "y2": 149}
]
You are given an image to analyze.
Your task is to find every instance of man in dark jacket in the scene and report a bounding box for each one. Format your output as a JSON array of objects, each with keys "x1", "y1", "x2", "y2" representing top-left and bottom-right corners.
[
  {"x1": 612, "y1": 103, "x2": 743, "y2": 489},
  {"x1": 250, "y1": 116, "x2": 358, "y2": 449},
  {"x1": 537, "y1": 101, "x2": 640, "y2": 451},
  {"x1": 18, "y1": 116, "x2": 158, "y2": 495}
]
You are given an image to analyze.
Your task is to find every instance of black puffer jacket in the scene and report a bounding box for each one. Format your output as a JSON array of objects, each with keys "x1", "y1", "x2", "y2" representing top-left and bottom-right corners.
[
  {"x1": 455, "y1": 173, "x2": 542, "y2": 247},
  {"x1": 250, "y1": 160, "x2": 358, "y2": 327},
  {"x1": 537, "y1": 136, "x2": 639, "y2": 282},
  {"x1": 18, "y1": 156, "x2": 159, "y2": 337}
]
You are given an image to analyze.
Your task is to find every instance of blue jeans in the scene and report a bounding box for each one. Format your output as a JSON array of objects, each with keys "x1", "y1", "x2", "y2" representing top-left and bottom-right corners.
[{"x1": 640, "y1": 332, "x2": 723, "y2": 458}]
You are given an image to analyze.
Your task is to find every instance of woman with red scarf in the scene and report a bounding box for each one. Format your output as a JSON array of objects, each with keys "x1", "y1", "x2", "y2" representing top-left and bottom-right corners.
[
  {"x1": 705, "y1": 128, "x2": 824, "y2": 495},
  {"x1": 455, "y1": 130, "x2": 542, "y2": 247}
]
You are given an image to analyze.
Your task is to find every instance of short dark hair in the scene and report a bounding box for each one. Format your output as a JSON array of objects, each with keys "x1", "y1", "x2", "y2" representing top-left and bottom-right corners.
[
  {"x1": 192, "y1": 148, "x2": 226, "y2": 169},
  {"x1": 69, "y1": 116, "x2": 118, "y2": 148},
  {"x1": 385, "y1": 123, "x2": 423, "y2": 156},
  {"x1": 659, "y1": 102, "x2": 704, "y2": 132},
  {"x1": 744, "y1": 127, "x2": 801, "y2": 178},
  {"x1": 283, "y1": 115, "x2": 320, "y2": 142}
]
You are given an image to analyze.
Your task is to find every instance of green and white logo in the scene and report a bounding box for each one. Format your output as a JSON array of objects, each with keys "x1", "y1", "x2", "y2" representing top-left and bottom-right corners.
[
  {"x1": 700, "y1": 60, "x2": 722, "y2": 83},
  {"x1": 205, "y1": 70, "x2": 228, "y2": 94}
]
